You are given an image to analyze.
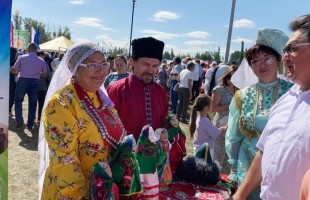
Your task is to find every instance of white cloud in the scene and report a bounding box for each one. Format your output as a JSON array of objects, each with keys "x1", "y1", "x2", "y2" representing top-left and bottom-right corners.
[
  {"x1": 150, "y1": 11, "x2": 180, "y2": 22},
  {"x1": 184, "y1": 40, "x2": 215, "y2": 46},
  {"x1": 140, "y1": 30, "x2": 179, "y2": 40},
  {"x1": 101, "y1": 27, "x2": 118, "y2": 32},
  {"x1": 231, "y1": 37, "x2": 254, "y2": 43},
  {"x1": 73, "y1": 17, "x2": 103, "y2": 27},
  {"x1": 184, "y1": 31, "x2": 211, "y2": 39},
  {"x1": 233, "y1": 19, "x2": 255, "y2": 28},
  {"x1": 69, "y1": 0, "x2": 86, "y2": 5}
]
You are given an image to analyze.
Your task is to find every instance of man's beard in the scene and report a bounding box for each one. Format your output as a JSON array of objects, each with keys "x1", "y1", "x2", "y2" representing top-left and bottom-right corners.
[{"x1": 142, "y1": 72, "x2": 154, "y2": 84}]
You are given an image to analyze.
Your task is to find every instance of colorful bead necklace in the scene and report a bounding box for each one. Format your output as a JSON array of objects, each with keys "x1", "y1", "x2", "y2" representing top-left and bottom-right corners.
[{"x1": 74, "y1": 83, "x2": 126, "y2": 149}]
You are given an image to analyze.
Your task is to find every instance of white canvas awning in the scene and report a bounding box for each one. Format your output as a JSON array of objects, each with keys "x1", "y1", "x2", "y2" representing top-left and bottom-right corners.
[{"x1": 39, "y1": 36, "x2": 74, "y2": 51}]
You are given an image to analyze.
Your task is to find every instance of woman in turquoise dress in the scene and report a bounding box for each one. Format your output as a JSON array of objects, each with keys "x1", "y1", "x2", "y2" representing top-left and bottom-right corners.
[{"x1": 225, "y1": 28, "x2": 293, "y2": 199}]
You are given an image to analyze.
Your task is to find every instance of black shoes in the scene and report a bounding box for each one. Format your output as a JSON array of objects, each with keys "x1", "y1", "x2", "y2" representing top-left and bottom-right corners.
[{"x1": 16, "y1": 122, "x2": 24, "y2": 128}]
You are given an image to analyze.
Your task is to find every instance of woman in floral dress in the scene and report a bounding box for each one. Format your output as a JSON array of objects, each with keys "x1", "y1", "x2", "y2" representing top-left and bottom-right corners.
[{"x1": 38, "y1": 42, "x2": 126, "y2": 199}]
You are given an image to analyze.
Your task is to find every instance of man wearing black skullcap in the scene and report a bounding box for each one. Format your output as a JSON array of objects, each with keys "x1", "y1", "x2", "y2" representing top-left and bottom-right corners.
[{"x1": 107, "y1": 37, "x2": 169, "y2": 140}]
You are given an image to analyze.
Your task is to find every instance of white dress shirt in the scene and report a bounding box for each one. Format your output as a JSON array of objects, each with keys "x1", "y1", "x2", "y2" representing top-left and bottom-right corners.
[
  {"x1": 257, "y1": 84, "x2": 310, "y2": 200},
  {"x1": 179, "y1": 69, "x2": 194, "y2": 88}
]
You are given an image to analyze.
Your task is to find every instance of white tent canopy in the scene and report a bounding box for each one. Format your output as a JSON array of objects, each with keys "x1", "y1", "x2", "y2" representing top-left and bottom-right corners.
[{"x1": 39, "y1": 36, "x2": 74, "y2": 51}]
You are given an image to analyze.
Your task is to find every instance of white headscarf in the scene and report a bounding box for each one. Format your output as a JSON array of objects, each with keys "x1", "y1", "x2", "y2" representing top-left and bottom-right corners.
[
  {"x1": 231, "y1": 58, "x2": 258, "y2": 89},
  {"x1": 38, "y1": 41, "x2": 113, "y2": 199}
]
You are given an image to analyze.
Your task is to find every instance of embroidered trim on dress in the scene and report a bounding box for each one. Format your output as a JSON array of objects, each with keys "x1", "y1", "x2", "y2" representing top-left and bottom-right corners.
[
  {"x1": 236, "y1": 79, "x2": 292, "y2": 141},
  {"x1": 144, "y1": 86, "x2": 152, "y2": 125}
]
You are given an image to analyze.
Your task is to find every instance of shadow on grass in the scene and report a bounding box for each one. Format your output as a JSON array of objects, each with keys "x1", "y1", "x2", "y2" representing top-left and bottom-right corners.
[{"x1": 8, "y1": 116, "x2": 39, "y2": 151}]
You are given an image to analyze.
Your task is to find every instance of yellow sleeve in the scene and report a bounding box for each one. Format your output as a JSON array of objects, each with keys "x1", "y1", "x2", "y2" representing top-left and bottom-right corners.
[{"x1": 42, "y1": 93, "x2": 86, "y2": 199}]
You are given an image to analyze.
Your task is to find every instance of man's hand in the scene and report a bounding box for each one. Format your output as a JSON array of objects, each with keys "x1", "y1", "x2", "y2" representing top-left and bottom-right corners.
[{"x1": 10, "y1": 67, "x2": 18, "y2": 75}]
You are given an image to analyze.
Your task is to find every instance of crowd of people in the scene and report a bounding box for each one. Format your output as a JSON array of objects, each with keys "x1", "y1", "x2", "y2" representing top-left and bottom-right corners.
[
  {"x1": 9, "y1": 47, "x2": 59, "y2": 129},
  {"x1": 7, "y1": 14, "x2": 310, "y2": 200}
]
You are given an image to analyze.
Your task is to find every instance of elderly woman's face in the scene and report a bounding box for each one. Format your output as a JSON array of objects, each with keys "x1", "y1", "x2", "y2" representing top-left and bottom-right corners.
[
  {"x1": 250, "y1": 51, "x2": 278, "y2": 83},
  {"x1": 75, "y1": 51, "x2": 108, "y2": 92}
]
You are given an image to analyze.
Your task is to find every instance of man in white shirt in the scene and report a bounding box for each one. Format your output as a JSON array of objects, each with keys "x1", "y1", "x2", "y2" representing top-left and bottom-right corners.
[
  {"x1": 177, "y1": 62, "x2": 195, "y2": 123},
  {"x1": 232, "y1": 14, "x2": 310, "y2": 200}
]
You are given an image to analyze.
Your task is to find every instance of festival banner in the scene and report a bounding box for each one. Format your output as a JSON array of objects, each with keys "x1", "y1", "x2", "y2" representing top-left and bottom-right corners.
[
  {"x1": 0, "y1": 0, "x2": 12, "y2": 199},
  {"x1": 13, "y1": 30, "x2": 29, "y2": 50}
]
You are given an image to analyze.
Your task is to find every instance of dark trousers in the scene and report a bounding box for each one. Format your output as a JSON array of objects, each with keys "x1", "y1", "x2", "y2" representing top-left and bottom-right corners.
[
  {"x1": 15, "y1": 78, "x2": 39, "y2": 128},
  {"x1": 9, "y1": 73, "x2": 16, "y2": 113},
  {"x1": 170, "y1": 80, "x2": 178, "y2": 114},
  {"x1": 37, "y1": 90, "x2": 47, "y2": 121},
  {"x1": 177, "y1": 87, "x2": 190, "y2": 120},
  {"x1": 192, "y1": 80, "x2": 200, "y2": 100}
]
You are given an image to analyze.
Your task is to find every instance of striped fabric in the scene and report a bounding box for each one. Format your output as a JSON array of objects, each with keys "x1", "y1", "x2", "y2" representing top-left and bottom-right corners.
[{"x1": 140, "y1": 172, "x2": 160, "y2": 200}]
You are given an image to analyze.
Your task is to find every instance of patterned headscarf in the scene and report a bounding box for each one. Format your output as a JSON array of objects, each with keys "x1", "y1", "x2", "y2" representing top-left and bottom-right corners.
[
  {"x1": 38, "y1": 42, "x2": 113, "y2": 199},
  {"x1": 256, "y1": 28, "x2": 289, "y2": 57},
  {"x1": 67, "y1": 42, "x2": 101, "y2": 74}
]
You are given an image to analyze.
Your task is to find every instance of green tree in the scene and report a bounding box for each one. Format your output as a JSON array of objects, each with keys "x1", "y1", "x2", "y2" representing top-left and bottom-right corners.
[
  {"x1": 52, "y1": 31, "x2": 57, "y2": 39},
  {"x1": 12, "y1": 10, "x2": 23, "y2": 46},
  {"x1": 163, "y1": 51, "x2": 171, "y2": 60},
  {"x1": 62, "y1": 26, "x2": 71, "y2": 40},
  {"x1": 12, "y1": 10, "x2": 22, "y2": 31},
  {"x1": 211, "y1": 47, "x2": 221, "y2": 63},
  {"x1": 170, "y1": 49, "x2": 175, "y2": 59},
  {"x1": 13, "y1": 10, "x2": 72, "y2": 44},
  {"x1": 194, "y1": 52, "x2": 200, "y2": 59},
  {"x1": 23, "y1": 17, "x2": 49, "y2": 43},
  {"x1": 56, "y1": 26, "x2": 71, "y2": 40},
  {"x1": 239, "y1": 41, "x2": 245, "y2": 64},
  {"x1": 229, "y1": 51, "x2": 242, "y2": 64},
  {"x1": 201, "y1": 51, "x2": 213, "y2": 61}
]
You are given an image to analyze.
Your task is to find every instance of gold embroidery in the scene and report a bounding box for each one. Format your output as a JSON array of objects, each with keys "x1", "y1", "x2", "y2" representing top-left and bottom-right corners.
[{"x1": 235, "y1": 89, "x2": 259, "y2": 141}]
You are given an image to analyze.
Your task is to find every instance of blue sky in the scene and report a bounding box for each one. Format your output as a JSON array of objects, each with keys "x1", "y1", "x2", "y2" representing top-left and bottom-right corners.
[{"x1": 12, "y1": 0, "x2": 310, "y2": 58}]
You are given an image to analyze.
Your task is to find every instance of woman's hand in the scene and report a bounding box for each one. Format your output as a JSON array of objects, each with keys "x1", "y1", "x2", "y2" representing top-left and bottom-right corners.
[{"x1": 219, "y1": 125, "x2": 227, "y2": 135}]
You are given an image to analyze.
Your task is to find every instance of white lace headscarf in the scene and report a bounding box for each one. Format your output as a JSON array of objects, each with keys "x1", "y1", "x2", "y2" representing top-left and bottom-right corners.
[
  {"x1": 231, "y1": 28, "x2": 288, "y2": 89},
  {"x1": 38, "y1": 41, "x2": 113, "y2": 199}
]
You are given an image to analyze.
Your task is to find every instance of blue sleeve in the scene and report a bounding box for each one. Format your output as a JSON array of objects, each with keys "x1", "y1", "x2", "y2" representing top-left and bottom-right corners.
[
  {"x1": 225, "y1": 97, "x2": 244, "y2": 168},
  {"x1": 104, "y1": 74, "x2": 113, "y2": 88}
]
